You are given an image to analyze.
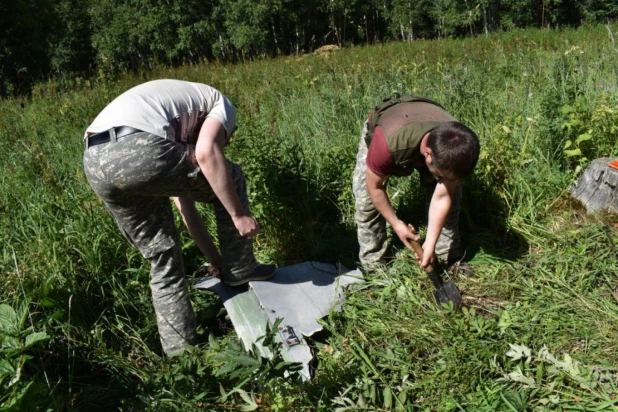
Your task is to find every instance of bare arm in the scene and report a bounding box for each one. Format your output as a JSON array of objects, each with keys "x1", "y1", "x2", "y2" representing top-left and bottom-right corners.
[
  {"x1": 421, "y1": 179, "x2": 457, "y2": 267},
  {"x1": 366, "y1": 168, "x2": 419, "y2": 252},
  {"x1": 195, "y1": 117, "x2": 258, "y2": 237},
  {"x1": 173, "y1": 197, "x2": 222, "y2": 268}
]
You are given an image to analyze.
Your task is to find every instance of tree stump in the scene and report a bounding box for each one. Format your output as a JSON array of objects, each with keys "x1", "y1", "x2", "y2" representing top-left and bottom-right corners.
[{"x1": 570, "y1": 158, "x2": 618, "y2": 214}]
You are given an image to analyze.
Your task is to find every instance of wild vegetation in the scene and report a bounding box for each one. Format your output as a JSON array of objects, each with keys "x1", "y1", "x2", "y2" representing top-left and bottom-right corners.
[
  {"x1": 1, "y1": 23, "x2": 618, "y2": 410},
  {"x1": 2, "y1": 0, "x2": 618, "y2": 96}
]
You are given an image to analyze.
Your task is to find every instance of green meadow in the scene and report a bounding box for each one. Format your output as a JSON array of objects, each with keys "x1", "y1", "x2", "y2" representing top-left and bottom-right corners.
[{"x1": 1, "y1": 23, "x2": 617, "y2": 410}]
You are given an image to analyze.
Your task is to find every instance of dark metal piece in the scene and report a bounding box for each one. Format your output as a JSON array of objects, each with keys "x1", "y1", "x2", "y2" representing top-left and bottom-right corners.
[
  {"x1": 280, "y1": 325, "x2": 300, "y2": 346},
  {"x1": 410, "y1": 240, "x2": 463, "y2": 310}
]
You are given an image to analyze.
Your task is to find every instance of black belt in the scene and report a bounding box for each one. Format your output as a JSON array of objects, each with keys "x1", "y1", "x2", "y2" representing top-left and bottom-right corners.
[{"x1": 85, "y1": 126, "x2": 143, "y2": 149}]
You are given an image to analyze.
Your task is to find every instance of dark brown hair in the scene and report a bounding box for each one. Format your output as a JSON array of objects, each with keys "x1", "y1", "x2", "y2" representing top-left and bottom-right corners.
[{"x1": 427, "y1": 121, "x2": 480, "y2": 179}]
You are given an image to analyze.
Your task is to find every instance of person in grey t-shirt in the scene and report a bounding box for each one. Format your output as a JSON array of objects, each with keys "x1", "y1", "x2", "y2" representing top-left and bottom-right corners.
[{"x1": 83, "y1": 79, "x2": 275, "y2": 355}]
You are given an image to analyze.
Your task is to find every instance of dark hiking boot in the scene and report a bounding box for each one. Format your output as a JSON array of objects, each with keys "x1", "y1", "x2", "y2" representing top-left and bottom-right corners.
[{"x1": 225, "y1": 264, "x2": 277, "y2": 287}]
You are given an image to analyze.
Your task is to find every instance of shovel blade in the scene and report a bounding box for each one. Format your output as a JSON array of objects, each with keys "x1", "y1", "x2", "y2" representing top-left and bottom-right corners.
[{"x1": 433, "y1": 281, "x2": 462, "y2": 310}]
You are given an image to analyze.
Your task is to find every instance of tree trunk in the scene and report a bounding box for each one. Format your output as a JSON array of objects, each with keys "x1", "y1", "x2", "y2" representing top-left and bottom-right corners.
[{"x1": 570, "y1": 158, "x2": 618, "y2": 214}]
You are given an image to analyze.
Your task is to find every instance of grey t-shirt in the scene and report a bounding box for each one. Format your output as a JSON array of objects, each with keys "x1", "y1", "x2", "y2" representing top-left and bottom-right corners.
[{"x1": 85, "y1": 79, "x2": 236, "y2": 144}]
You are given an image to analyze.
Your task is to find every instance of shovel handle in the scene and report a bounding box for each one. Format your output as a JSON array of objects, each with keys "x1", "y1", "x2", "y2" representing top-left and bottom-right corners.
[{"x1": 409, "y1": 240, "x2": 435, "y2": 273}]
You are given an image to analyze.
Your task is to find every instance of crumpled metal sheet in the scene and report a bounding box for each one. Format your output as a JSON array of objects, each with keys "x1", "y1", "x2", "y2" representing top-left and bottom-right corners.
[
  {"x1": 249, "y1": 261, "x2": 363, "y2": 337},
  {"x1": 194, "y1": 261, "x2": 364, "y2": 379}
]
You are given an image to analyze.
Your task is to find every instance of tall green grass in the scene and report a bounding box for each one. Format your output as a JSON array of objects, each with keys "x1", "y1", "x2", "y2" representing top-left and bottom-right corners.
[{"x1": 1, "y1": 24, "x2": 617, "y2": 410}]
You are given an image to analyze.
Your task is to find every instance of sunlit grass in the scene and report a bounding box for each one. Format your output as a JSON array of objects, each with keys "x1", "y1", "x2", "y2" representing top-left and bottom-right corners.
[{"x1": 1, "y1": 23, "x2": 617, "y2": 410}]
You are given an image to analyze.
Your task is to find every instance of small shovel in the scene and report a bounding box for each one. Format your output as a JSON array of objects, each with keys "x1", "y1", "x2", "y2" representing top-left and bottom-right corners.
[{"x1": 409, "y1": 240, "x2": 463, "y2": 310}]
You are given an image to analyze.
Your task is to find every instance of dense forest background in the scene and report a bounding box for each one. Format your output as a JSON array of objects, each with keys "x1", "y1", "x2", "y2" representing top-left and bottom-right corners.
[{"x1": 2, "y1": 0, "x2": 617, "y2": 96}]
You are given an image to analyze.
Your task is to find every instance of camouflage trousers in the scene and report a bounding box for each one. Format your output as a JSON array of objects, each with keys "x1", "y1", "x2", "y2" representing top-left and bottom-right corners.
[
  {"x1": 83, "y1": 131, "x2": 257, "y2": 355},
  {"x1": 352, "y1": 121, "x2": 462, "y2": 269}
]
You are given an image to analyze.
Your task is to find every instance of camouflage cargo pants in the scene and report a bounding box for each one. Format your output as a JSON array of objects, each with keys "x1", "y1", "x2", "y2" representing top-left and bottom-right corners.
[
  {"x1": 352, "y1": 121, "x2": 463, "y2": 269},
  {"x1": 83, "y1": 131, "x2": 257, "y2": 355}
]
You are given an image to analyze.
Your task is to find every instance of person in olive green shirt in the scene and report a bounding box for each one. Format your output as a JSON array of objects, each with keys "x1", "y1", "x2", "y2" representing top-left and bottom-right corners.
[{"x1": 352, "y1": 96, "x2": 479, "y2": 274}]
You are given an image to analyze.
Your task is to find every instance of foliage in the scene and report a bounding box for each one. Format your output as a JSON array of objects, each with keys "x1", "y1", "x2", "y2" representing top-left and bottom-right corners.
[
  {"x1": 2, "y1": 0, "x2": 618, "y2": 96},
  {"x1": 561, "y1": 93, "x2": 618, "y2": 177},
  {"x1": 1, "y1": 23, "x2": 618, "y2": 409},
  {"x1": 88, "y1": 0, "x2": 218, "y2": 72},
  {"x1": 210, "y1": 318, "x2": 305, "y2": 410},
  {"x1": 0, "y1": 0, "x2": 56, "y2": 95},
  {"x1": 495, "y1": 343, "x2": 617, "y2": 409},
  {"x1": 0, "y1": 301, "x2": 50, "y2": 411}
]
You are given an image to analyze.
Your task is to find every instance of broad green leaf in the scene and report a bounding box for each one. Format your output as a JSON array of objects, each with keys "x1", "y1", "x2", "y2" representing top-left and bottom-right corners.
[
  {"x1": 396, "y1": 390, "x2": 408, "y2": 410},
  {"x1": 0, "y1": 304, "x2": 17, "y2": 334},
  {"x1": 498, "y1": 311, "x2": 512, "y2": 333},
  {"x1": 563, "y1": 118, "x2": 584, "y2": 131},
  {"x1": 575, "y1": 133, "x2": 592, "y2": 145},
  {"x1": 2, "y1": 336, "x2": 21, "y2": 350},
  {"x1": 16, "y1": 302, "x2": 30, "y2": 331},
  {"x1": 24, "y1": 331, "x2": 49, "y2": 349},
  {"x1": 0, "y1": 359, "x2": 16, "y2": 375},
  {"x1": 383, "y1": 385, "x2": 392, "y2": 409},
  {"x1": 209, "y1": 334, "x2": 219, "y2": 350},
  {"x1": 565, "y1": 148, "x2": 582, "y2": 157},
  {"x1": 40, "y1": 297, "x2": 58, "y2": 308},
  {"x1": 370, "y1": 380, "x2": 377, "y2": 403},
  {"x1": 564, "y1": 139, "x2": 572, "y2": 149},
  {"x1": 501, "y1": 125, "x2": 511, "y2": 134}
]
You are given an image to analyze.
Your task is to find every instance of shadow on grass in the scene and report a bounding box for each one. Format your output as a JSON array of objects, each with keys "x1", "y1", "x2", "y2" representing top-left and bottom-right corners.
[
  {"x1": 245, "y1": 144, "x2": 528, "y2": 270},
  {"x1": 263, "y1": 166, "x2": 359, "y2": 267},
  {"x1": 394, "y1": 173, "x2": 529, "y2": 263},
  {"x1": 239, "y1": 140, "x2": 360, "y2": 269}
]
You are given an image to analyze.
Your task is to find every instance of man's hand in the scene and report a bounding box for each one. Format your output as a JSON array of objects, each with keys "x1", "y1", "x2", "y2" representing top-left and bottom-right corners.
[
  {"x1": 233, "y1": 215, "x2": 260, "y2": 237},
  {"x1": 406, "y1": 223, "x2": 435, "y2": 268},
  {"x1": 420, "y1": 242, "x2": 435, "y2": 269},
  {"x1": 394, "y1": 220, "x2": 420, "y2": 253},
  {"x1": 408, "y1": 238, "x2": 435, "y2": 269},
  {"x1": 206, "y1": 264, "x2": 222, "y2": 279},
  {"x1": 196, "y1": 263, "x2": 222, "y2": 279}
]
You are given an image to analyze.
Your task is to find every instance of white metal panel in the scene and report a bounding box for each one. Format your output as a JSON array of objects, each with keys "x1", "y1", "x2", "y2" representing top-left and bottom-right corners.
[{"x1": 194, "y1": 261, "x2": 364, "y2": 380}]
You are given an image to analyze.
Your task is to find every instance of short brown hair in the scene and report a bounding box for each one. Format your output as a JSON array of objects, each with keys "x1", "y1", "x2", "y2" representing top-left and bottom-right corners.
[{"x1": 427, "y1": 121, "x2": 480, "y2": 179}]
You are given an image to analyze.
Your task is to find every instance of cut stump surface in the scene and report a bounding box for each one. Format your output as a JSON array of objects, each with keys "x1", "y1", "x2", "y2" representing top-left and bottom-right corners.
[{"x1": 570, "y1": 157, "x2": 618, "y2": 214}]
